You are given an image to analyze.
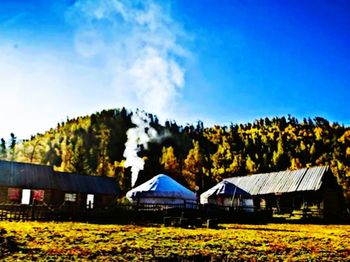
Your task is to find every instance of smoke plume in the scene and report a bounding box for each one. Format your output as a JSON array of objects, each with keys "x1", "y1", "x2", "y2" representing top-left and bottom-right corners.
[{"x1": 123, "y1": 112, "x2": 158, "y2": 186}]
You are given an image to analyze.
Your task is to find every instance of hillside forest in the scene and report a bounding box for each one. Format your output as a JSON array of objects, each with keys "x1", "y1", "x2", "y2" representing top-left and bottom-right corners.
[{"x1": 1, "y1": 108, "x2": 349, "y2": 204}]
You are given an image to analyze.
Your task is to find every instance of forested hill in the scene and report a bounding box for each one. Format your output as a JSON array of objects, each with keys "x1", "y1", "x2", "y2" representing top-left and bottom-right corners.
[{"x1": 1, "y1": 108, "x2": 349, "y2": 202}]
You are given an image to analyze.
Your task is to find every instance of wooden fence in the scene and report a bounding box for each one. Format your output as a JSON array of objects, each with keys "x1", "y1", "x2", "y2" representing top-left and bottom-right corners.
[
  {"x1": 0, "y1": 203, "x2": 53, "y2": 221},
  {"x1": 0, "y1": 203, "x2": 101, "y2": 221},
  {"x1": 0, "y1": 202, "x2": 281, "y2": 223}
]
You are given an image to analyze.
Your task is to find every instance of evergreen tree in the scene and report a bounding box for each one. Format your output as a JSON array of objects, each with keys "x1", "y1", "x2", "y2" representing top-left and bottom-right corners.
[
  {"x1": 0, "y1": 138, "x2": 6, "y2": 159},
  {"x1": 9, "y1": 133, "x2": 16, "y2": 160},
  {"x1": 71, "y1": 138, "x2": 91, "y2": 175}
]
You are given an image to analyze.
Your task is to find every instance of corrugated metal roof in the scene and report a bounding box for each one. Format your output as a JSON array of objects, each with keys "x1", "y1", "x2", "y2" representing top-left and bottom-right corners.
[
  {"x1": 0, "y1": 160, "x2": 54, "y2": 189},
  {"x1": 259, "y1": 172, "x2": 280, "y2": 194},
  {"x1": 297, "y1": 166, "x2": 328, "y2": 191},
  {"x1": 283, "y1": 168, "x2": 307, "y2": 192},
  {"x1": 54, "y1": 172, "x2": 119, "y2": 195},
  {"x1": 225, "y1": 166, "x2": 328, "y2": 196},
  {"x1": 0, "y1": 160, "x2": 119, "y2": 195}
]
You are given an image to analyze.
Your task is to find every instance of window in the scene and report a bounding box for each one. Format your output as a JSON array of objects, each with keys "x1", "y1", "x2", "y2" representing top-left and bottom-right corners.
[
  {"x1": 8, "y1": 188, "x2": 21, "y2": 202},
  {"x1": 21, "y1": 189, "x2": 31, "y2": 205},
  {"x1": 64, "y1": 193, "x2": 77, "y2": 202},
  {"x1": 33, "y1": 190, "x2": 44, "y2": 202},
  {"x1": 86, "y1": 194, "x2": 94, "y2": 209}
]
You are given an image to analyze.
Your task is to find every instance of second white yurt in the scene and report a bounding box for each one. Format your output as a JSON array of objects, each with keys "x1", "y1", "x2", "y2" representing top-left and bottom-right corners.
[{"x1": 200, "y1": 180, "x2": 254, "y2": 212}]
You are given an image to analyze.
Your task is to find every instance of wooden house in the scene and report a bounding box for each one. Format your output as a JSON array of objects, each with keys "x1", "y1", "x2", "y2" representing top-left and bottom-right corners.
[
  {"x1": 224, "y1": 166, "x2": 343, "y2": 219},
  {"x1": 0, "y1": 160, "x2": 119, "y2": 210}
]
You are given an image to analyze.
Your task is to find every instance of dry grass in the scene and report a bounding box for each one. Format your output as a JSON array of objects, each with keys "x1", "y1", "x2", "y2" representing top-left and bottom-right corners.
[{"x1": 0, "y1": 221, "x2": 349, "y2": 261}]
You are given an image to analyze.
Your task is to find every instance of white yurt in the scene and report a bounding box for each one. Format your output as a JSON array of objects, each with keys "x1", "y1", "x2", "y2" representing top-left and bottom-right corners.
[
  {"x1": 200, "y1": 180, "x2": 254, "y2": 212},
  {"x1": 126, "y1": 174, "x2": 197, "y2": 207}
]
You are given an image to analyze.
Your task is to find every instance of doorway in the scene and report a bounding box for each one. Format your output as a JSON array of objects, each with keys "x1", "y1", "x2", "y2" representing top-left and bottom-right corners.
[
  {"x1": 21, "y1": 189, "x2": 31, "y2": 205},
  {"x1": 86, "y1": 194, "x2": 94, "y2": 209}
]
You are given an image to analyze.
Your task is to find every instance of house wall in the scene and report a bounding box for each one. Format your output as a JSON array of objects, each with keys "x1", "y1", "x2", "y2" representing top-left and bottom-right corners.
[
  {"x1": 0, "y1": 187, "x2": 53, "y2": 205},
  {"x1": 322, "y1": 186, "x2": 342, "y2": 219},
  {"x1": 94, "y1": 194, "x2": 115, "y2": 208},
  {"x1": 321, "y1": 171, "x2": 344, "y2": 219},
  {"x1": 258, "y1": 186, "x2": 345, "y2": 219},
  {"x1": 0, "y1": 187, "x2": 116, "y2": 209},
  {"x1": 44, "y1": 189, "x2": 63, "y2": 205},
  {"x1": 258, "y1": 191, "x2": 324, "y2": 214},
  {"x1": 0, "y1": 187, "x2": 9, "y2": 203},
  {"x1": 55, "y1": 192, "x2": 116, "y2": 209},
  {"x1": 49, "y1": 191, "x2": 118, "y2": 209}
]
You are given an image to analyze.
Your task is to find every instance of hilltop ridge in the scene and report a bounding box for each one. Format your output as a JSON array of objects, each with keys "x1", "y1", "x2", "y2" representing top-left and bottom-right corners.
[{"x1": 0, "y1": 108, "x2": 349, "y2": 204}]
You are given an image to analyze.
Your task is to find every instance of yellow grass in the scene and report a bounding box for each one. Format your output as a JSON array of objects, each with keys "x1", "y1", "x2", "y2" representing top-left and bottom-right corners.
[{"x1": 0, "y1": 221, "x2": 349, "y2": 261}]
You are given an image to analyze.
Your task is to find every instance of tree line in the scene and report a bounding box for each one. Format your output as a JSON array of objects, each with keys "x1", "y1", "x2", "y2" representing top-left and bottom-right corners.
[{"x1": 1, "y1": 108, "x2": 349, "y2": 204}]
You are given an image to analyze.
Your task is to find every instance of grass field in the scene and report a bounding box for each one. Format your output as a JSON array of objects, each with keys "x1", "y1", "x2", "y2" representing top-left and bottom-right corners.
[{"x1": 0, "y1": 221, "x2": 349, "y2": 261}]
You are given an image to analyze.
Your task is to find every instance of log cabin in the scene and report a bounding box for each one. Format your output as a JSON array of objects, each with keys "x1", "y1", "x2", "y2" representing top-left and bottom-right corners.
[
  {"x1": 224, "y1": 166, "x2": 344, "y2": 219},
  {"x1": 0, "y1": 160, "x2": 119, "y2": 210}
]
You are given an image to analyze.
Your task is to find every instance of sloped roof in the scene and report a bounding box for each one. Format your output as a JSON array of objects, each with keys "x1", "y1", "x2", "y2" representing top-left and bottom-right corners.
[
  {"x1": 200, "y1": 180, "x2": 251, "y2": 204},
  {"x1": 53, "y1": 172, "x2": 119, "y2": 195},
  {"x1": 0, "y1": 160, "x2": 54, "y2": 189},
  {"x1": 0, "y1": 160, "x2": 119, "y2": 195},
  {"x1": 126, "y1": 174, "x2": 196, "y2": 201},
  {"x1": 225, "y1": 166, "x2": 329, "y2": 196}
]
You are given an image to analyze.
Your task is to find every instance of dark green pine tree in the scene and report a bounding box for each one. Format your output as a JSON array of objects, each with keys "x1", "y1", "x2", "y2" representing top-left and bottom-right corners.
[
  {"x1": 9, "y1": 133, "x2": 16, "y2": 160},
  {"x1": 0, "y1": 138, "x2": 6, "y2": 159}
]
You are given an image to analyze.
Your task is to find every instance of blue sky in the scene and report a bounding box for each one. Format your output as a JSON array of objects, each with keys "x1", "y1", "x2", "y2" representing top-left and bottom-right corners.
[{"x1": 0, "y1": 0, "x2": 349, "y2": 139}]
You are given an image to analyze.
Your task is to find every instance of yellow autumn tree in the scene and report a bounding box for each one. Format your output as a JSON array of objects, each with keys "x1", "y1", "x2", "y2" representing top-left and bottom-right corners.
[
  {"x1": 210, "y1": 136, "x2": 235, "y2": 182},
  {"x1": 182, "y1": 140, "x2": 206, "y2": 191},
  {"x1": 246, "y1": 154, "x2": 258, "y2": 174},
  {"x1": 160, "y1": 146, "x2": 180, "y2": 179},
  {"x1": 290, "y1": 157, "x2": 303, "y2": 170}
]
